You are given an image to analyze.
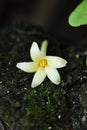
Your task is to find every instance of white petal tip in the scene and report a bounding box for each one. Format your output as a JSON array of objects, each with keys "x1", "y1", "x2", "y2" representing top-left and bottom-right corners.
[
  {"x1": 32, "y1": 41, "x2": 38, "y2": 46},
  {"x1": 31, "y1": 84, "x2": 37, "y2": 88},
  {"x1": 16, "y1": 63, "x2": 20, "y2": 68},
  {"x1": 61, "y1": 59, "x2": 67, "y2": 67},
  {"x1": 55, "y1": 79, "x2": 61, "y2": 85},
  {"x1": 56, "y1": 82, "x2": 60, "y2": 85},
  {"x1": 16, "y1": 62, "x2": 24, "y2": 69},
  {"x1": 31, "y1": 82, "x2": 39, "y2": 88},
  {"x1": 60, "y1": 59, "x2": 67, "y2": 68},
  {"x1": 64, "y1": 60, "x2": 68, "y2": 65}
]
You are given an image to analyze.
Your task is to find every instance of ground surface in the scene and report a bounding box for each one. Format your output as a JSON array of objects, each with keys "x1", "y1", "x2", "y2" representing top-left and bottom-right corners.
[{"x1": 0, "y1": 22, "x2": 87, "y2": 130}]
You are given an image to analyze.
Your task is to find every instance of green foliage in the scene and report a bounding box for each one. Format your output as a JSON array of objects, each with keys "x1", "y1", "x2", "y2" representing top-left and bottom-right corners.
[{"x1": 68, "y1": 0, "x2": 87, "y2": 27}]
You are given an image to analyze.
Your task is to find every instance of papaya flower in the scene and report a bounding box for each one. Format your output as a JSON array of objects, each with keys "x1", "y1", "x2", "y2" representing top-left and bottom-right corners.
[{"x1": 16, "y1": 40, "x2": 67, "y2": 88}]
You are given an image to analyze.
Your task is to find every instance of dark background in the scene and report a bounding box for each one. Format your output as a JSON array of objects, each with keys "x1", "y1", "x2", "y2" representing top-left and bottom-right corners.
[{"x1": 0, "y1": 0, "x2": 87, "y2": 41}]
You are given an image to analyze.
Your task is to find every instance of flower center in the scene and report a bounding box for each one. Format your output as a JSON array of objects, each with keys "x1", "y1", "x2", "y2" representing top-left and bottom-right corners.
[{"x1": 39, "y1": 59, "x2": 47, "y2": 68}]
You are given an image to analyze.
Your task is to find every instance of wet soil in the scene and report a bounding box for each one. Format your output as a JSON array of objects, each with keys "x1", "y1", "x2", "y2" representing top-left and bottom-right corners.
[{"x1": 0, "y1": 22, "x2": 87, "y2": 130}]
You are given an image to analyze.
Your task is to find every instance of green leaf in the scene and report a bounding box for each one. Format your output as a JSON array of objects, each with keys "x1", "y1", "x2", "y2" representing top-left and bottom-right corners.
[{"x1": 68, "y1": 0, "x2": 87, "y2": 27}]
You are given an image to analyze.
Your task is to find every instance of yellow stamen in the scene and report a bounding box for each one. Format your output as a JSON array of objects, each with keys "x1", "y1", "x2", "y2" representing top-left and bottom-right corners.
[{"x1": 39, "y1": 59, "x2": 47, "y2": 67}]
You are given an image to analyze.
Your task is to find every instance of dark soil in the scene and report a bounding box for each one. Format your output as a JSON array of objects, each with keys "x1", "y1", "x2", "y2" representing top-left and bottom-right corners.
[{"x1": 0, "y1": 22, "x2": 87, "y2": 130}]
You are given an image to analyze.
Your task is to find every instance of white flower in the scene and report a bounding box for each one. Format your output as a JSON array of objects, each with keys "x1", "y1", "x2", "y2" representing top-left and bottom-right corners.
[{"x1": 16, "y1": 41, "x2": 67, "y2": 88}]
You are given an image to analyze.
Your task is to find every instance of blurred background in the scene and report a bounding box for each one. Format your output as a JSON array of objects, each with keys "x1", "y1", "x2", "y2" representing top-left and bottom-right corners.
[{"x1": 0, "y1": 0, "x2": 87, "y2": 41}]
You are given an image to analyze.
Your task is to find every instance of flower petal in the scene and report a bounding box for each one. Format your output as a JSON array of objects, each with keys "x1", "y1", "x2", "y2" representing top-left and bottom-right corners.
[
  {"x1": 45, "y1": 67, "x2": 61, "y2": 85},
  {"x1": 30, "y1": 42, "x2": 42, "y2": 61},
  {"x1": 46, "y1": 56, "x2": 67, "y2": 68},
  {"x1": 16, "y1": 62, "x2": 38, "y2": 72},
  {"x1": 41, "y1": 40, "x2": 48, "y2": 56},
  {"x1": 31, "y1": 67, "x2": 46, "y2": 88}
]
